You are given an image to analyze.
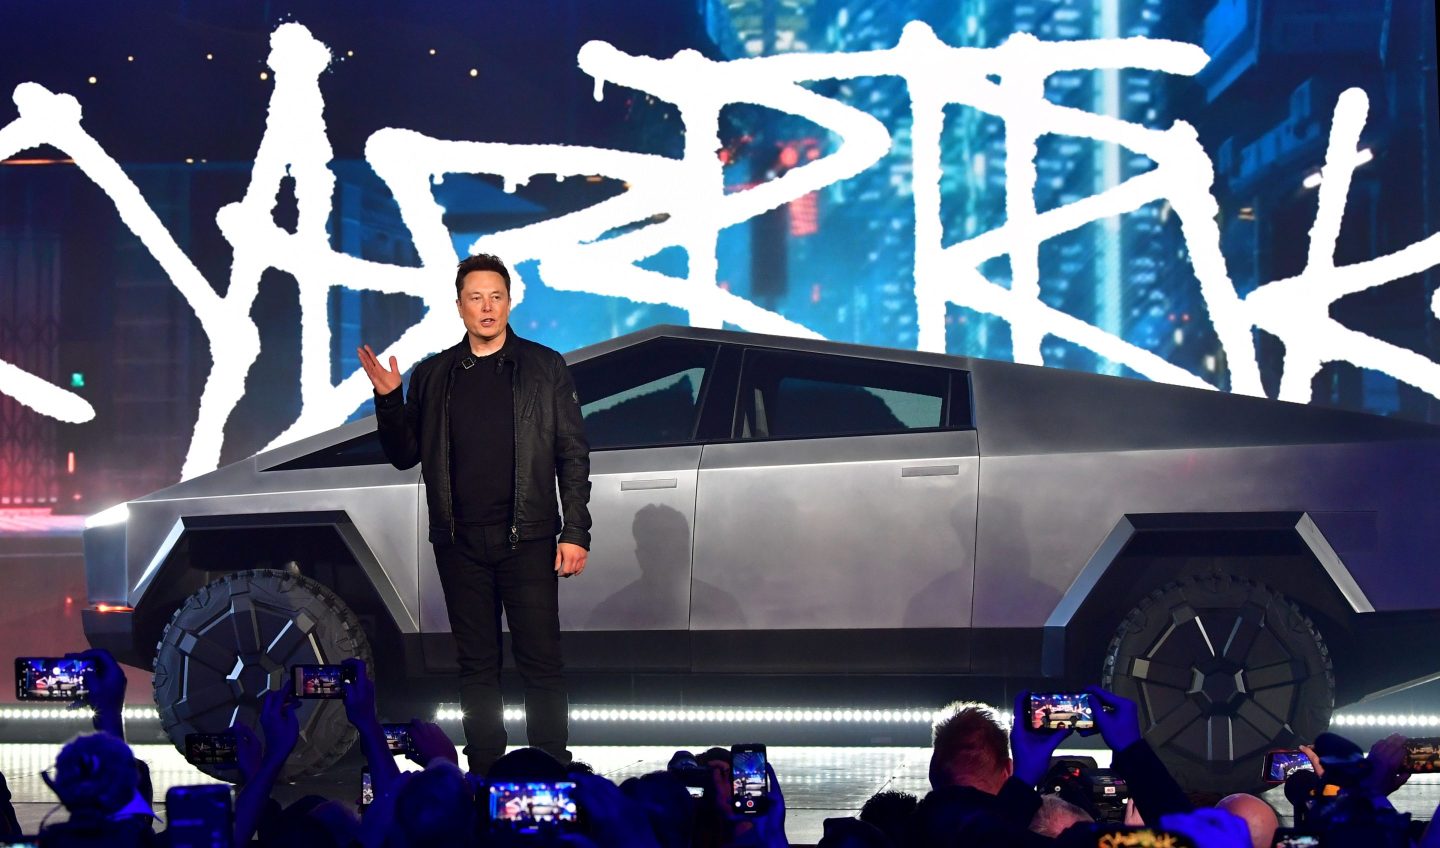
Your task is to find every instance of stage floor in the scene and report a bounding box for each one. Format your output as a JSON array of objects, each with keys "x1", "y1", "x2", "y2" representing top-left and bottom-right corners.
[{"x1": 2, "y1": 743, "x2": 1437, "y2": 844}]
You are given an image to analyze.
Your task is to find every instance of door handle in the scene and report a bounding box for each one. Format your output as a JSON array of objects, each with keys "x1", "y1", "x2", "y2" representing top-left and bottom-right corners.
[
  {"x1": 621, "y1": 478, "x2": 679, "y2": 491},
  {"x1": 900, "y1": 465, "x2": 959, "y2": 478}
]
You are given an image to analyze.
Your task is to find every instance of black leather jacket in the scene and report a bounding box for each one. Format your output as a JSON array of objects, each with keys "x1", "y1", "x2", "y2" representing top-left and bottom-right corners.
[{"x1": 374, "y1": 328, "x2": 592, "y2": 549}]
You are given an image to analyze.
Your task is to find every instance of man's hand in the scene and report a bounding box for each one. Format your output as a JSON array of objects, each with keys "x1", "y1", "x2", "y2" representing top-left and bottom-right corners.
[
  {"x1": 406, "y1": 719, "x2": 459, "y2": 769},
  {"x1": 357, "y1": 344, "x2": 402, "y2": 395},
  {"x1": 258, "y1": 688, "x2": 301, "y2": 765},
  {"x1": 340, "y1": 657, "x2": 379, "y2": 728},
  {"x1": 1360, "y1": 733, "x2": 1411, "y2": 798},
  {"x1": 556, "y1": 542, "x2": 588, "y2": 578},
  {"x1": 69, "y1": 644, "x2": 125, "y2": 725},
  {"x1": 1085, "y1": 685, "x2": 1143, "y2": 753},
  {"x1": 1012, "y1": 690, "x2": 1071, "y2": 785}
]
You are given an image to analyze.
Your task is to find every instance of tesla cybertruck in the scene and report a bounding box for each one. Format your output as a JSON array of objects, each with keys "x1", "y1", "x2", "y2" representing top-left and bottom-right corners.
[{"x1": 83, "y1": 325, "x2": 1440, "y2": 789}]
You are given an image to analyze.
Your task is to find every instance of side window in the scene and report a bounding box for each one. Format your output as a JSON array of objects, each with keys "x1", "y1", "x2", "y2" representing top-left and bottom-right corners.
[
  {"x1": 737, "y1": 349, "x2": 954, "y2": 439},
  {"x1": 570, "y1": 339, "x2": 718, "y2": 449}
]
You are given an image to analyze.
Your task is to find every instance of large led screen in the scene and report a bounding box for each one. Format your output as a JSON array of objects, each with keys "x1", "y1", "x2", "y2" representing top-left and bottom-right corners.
[{"x1": 1, "y1": 0, "x2": 1437, "y2": 516}]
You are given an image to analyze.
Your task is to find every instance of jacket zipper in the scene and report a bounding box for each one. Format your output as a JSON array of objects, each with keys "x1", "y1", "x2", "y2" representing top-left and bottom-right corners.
[
  {"x1": 443, "y1": 360, "x2": 457, "y2": 544},
  {"x1": 509, "y1": 355, "x2": 520, "y2": 549}
]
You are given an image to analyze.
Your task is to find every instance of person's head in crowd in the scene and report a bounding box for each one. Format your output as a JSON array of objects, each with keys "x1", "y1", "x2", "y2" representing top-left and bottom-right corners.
[
  {"x1": 263, "y1": 796, "x2": 353, "y2": 848},
  {"x1": 43, "y1": 732, "x2": 143, "y2": 820},
  {"x1": 819, "y1": 815, "x2": 892, "y2": 847},
  {"x1": 567, "y1": 759, "x2": 597, "y2": 776},
  {"x1": 1030, "y1": 792, "x2": 1094, "y2": 838},
  {"x1": 487, "y1": 746, "x2": 568, "y2": 782},
  {"x1": 619, "y1": 771, "x2": 695, "y2": 848},
  {"x1": 859, "y1": 789, "x2": 917, "y2": 845},
  {"x1": 389, "y1": 761, "x2": 476, "y2": 847},
  {"x1": 1216, "y1": 793, "x2": 1279, "y2": 848},
  {"x1": 928, "y1": 701, "x2": 1011, "y2": 793}
]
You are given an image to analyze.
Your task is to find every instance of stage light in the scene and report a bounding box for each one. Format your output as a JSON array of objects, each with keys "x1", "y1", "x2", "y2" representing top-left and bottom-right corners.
[
  {"x1": 346, "y1": 50, "x2": 354, "y2": 57},
  {"x1": 259, "y1": 72, "x2": 269, "y2": 81},
  {"x1": 469, "y1": 69, "x2": 479, "y2": 78},
  {"x1": 428, "y1": 48, "x2": 437, "y2": 56},
  {"x1": 87, "y1": 76, "x2": 97, "y2": 85},
  {"x1": 206, "y1": 53, "x2": 214, "y2": 61},
  {"x1": 126, "y1": 56, "x2": 134, "y2": 62},
  {"x1": 1304, "y1": 147, "x2": 1373, "y2": 190}
]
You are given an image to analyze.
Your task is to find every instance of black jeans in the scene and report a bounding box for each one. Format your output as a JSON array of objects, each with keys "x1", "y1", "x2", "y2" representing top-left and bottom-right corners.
[{"x1": 435, "y1": 524, "x2": 569, "y2": 773}]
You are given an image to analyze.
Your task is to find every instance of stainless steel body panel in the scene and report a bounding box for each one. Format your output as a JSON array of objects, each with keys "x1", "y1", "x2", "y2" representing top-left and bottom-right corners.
[
  {"x1": 562, "y1": 446, "x2": 701, "y2": 631},
  {"x1": 974, "y1": 438, "x2": 1440, "y2": 627},
  {"x1": 692, "y1": 430, "x2": 979, "y2": 630},
  {"x1": 125, "y1": 447, "x2": 422, "y2": 632}
]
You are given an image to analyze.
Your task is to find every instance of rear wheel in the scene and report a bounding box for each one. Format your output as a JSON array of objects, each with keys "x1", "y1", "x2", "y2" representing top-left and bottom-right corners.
[
  {"x1": 152, "y1": 568, "x2": 372, "y2": 781},
  {"x1": 1101, "y1": 573, "x2": 1333, "y2": 794}
]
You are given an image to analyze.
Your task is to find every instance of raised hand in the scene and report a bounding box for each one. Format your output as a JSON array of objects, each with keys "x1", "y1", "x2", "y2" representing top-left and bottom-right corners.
[{"x1": 357, "y1": 344, "x2": 402, "y2": 395}]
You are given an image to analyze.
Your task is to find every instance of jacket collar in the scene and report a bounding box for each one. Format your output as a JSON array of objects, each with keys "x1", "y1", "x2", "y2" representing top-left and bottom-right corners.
[{"x1": 452, "y1": 326, "x2": 519, "y2": 370}]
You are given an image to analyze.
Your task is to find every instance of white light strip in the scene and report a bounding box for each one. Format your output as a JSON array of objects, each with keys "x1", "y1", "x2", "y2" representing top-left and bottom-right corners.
[
  {"x1": 1331, "y1": 713, "x2": 1440, "y2": 728},
  {"x1": 0, "y1": 706, "x2": 165, "y2": 721},
  {"x1": 434, "y1": 706, "x2": 1014, "y2": 725},
  {"x1": 0, "y1": 706, "x2": 1430, "y2": 731}
]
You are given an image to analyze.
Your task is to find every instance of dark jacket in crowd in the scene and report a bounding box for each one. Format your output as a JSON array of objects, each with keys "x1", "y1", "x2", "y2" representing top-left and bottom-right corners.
[
  {"x1": 375, "y1": 329, "x2": 592, "y2": 548},
  {"x1": 915, "y1": 778, "x2": 1052, "y2": 847},
  {"x1": 1110, "y1": 739, "x2": 1192, "y2": 823}
]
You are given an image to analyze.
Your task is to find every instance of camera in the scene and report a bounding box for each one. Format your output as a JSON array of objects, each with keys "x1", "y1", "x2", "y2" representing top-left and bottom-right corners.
[{"x1": 1041, "y1": 757, "x2": 1129, "y2": 823}]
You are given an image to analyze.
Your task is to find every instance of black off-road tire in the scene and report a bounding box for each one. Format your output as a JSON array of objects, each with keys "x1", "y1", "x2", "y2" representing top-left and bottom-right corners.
[
  {"x1": 152, "y1": 569, "x2": 373, "y2": 781},
  {"x1": 1101, "y1": 573, "x2": 1333, "y2": 795}
]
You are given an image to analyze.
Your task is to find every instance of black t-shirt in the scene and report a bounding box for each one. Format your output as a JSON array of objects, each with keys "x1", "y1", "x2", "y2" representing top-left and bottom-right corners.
[{"x1": 449, "y1": 349, "x2": 515, "y2": 526}]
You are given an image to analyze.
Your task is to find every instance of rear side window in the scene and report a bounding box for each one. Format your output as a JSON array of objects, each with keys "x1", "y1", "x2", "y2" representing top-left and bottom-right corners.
[
  {"x1": 737, "y1": 349, "x2": 956, "y2": 439},
  {"x1": 571, "y1": 339, "x2": 718, "y2": 449}
]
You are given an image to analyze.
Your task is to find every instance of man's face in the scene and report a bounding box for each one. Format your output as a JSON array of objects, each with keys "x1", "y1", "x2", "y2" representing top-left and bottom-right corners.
[{"x1": 456, "y1": 270, "x2": 511, "y2": 344}]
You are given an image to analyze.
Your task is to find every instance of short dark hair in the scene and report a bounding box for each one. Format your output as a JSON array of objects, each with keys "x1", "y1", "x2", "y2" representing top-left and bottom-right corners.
[
  {"x1": 929, "y1": 702, "x2": 1010, "y2": 792},
  {"x1": 455, "y1": 253, "x2": 511, "y2": 296}
]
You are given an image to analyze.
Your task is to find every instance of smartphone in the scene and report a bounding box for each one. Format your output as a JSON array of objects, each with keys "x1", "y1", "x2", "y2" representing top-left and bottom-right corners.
[
  {"x1": 730, "y1": 743, "x2": 768, "y2": 814},
  {"x1": 360, "y1": 767, "x2": 373, "y2": 809},
  {"x1": 1403, "y1": 737, "x2": 1440, "y2": 774},
  {"x1": 14, "y1": 657, "x2": 94, "y2": 701},
  {"x1": 291, "y1": 664, "x2": 353, "y2": 699},
  {"x1": 165, "y1": 784, "x2": 232, "y2": 848},
  {"x1": 1262, "y1": 749, "x2": 1314, "y2": 783},
  {"x1": 1272, "y1": 831, "x2": 1321, "y2": 848},
  {"x1": 382, "y1": 723, "x2": 413, "y2": 755},
  {"x1": 1027, "y1": 692, "x2": 1096, "y2": 733},
  {"x1": 184, "y1": 732, "x2": 238, "y2": 767},
  {"x1": 489, "y1": 781, "x2": 579, "y2": 831}
]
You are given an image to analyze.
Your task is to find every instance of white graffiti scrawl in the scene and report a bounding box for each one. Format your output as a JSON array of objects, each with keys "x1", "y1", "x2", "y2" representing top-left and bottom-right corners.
[{"x1": 1, "y1": 22, "x2": 1439, "y2": 480}]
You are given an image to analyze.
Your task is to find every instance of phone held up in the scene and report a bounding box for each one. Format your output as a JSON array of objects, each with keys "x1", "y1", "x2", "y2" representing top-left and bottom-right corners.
[
  {"x1": 291, "y1": 664, "x2": 355, "y2": 699},
  {"x1": 1261, "y1": 749, "x2": 1315, "y2": 784},
  {"x1": 184, "y1": 732, "x2": 238, "y2": 768},
  {"x1": 731, "y1": 743, "x2": 768, "y2": 815},
  {"x1": 1028, "y1": 691, "x2": 1097, "y2": 734},
  {"x1": 14, "y1": 657, "x2": 95, "y2": 701},
  {"x1": 489, "y1": 781, "x2": 579, "y2": 832},
  {"x1": 382, "y1": 723, "x2": 413, "y2": 756}
]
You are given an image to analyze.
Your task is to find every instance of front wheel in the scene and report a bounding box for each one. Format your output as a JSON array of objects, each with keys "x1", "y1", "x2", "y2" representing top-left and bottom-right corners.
[
  {"x1": 1101, "y1": 573, "x2": 1333, "y2": 795},
  {"x1": 152, "y1": 568, "x2": 373, "y2": 781}
]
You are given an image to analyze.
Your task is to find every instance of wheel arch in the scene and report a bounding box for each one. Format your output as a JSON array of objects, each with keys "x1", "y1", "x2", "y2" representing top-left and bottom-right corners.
[
  {"x1": 130, "y1": 511, "x2": 416, "y2": 670},
  {"x1": 1041, "y1": 511, "x2": 1372, "y2": 689}
]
